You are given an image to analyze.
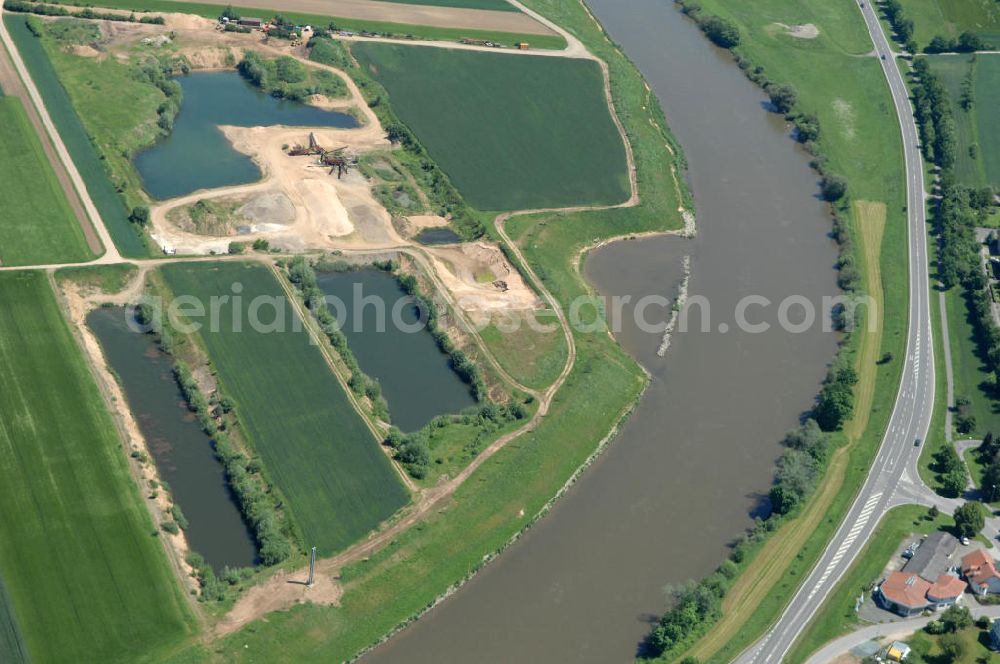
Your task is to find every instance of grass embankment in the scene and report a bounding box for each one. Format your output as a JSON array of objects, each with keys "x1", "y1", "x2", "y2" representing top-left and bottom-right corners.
[
  {"x1": 55, "y1": 263, "x2": 139, "y2": 293},
  {"x1": 0, "y1": 271, "x2": 195, "y2": 663},
  {"x1": 156, "y1": 0, "x2": 688, "y2": 658},
  {"x1": 352, "y1": 43, "x2": 629, "y2": 210},
  {"x1": 898, "y1": 0, "x2": 1000, "y2": 49},
  {"x1": 0, "y1": 96, "x2": 94, "y2": 265},
  {"x1": 478, "y1": 309, "x2": 567, "y2": 390},
  {"x1": 5, "y1": 15, "x2": 148, "y2": 257},
  {"x1": 787, "y1": 505, "x2": 953, "y2": 662},
  {"x1": 672, "y1": 0, "x2": 909, "y2": 660},
  {"x1": 40, "y1": 0, "x2": 566, "y2": 49},
  {"x1": 159, "y1": 262, "x2": 409, "y2": 555}
]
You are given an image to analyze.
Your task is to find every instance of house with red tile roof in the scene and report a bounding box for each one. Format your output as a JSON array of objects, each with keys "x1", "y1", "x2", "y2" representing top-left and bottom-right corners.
[
  {"x1": 961, "y1": 549, "x2": 1000, "y2": 595},
  {"x1": 876, "y1": 570, "x2": 965, "y2": 616}
]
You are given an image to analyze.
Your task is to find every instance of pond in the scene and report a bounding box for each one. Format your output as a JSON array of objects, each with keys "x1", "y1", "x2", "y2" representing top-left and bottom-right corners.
[
  {"x1": 316, "y1": 269, "x2": 477, "y2": 432},
  {"x1": 415, "y1": 228, "x2": 462, "y2": 245},
  {"x1": 134, "y1": 71, "x2": 357, "y2": 200},
  {"x1": 87, "y1": 306, "x2": 257, "y2": 572}
]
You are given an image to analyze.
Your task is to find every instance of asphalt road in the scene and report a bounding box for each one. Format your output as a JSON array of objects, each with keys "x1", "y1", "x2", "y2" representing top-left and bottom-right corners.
[{"x1": 733, "y1": 3, "x2": 935, "y2": 663}]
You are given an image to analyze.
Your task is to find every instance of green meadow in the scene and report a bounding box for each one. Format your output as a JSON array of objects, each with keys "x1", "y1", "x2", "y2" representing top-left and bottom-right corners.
[
  {"x1": 160, "y1": 262, "x2": 409, "y2": 555},
  {"x1": 899, "y1": 0, "x2": 1000, "y2": 48},
  {"x1": 353, "y1": 42, "x2": 630, "y2": 210},
  {"x1": 0, "y1": 96, "x2": 94, "y2": 265},
  {"x1": 0, "y1": 271, "x2": 195, "y2": 663}
]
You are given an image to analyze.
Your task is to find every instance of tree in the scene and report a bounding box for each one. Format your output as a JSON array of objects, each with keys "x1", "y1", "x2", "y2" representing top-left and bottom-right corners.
[
  {"x1": 701, "y1": 16, "x2": 741, "y2": 49},
  {"x1": 928, "y1": 504, "x2": 939, "y2": 519},
  {"x1": 768, "y1": 84, "x2": 798, "y2": 114},
  {"x1": 941, "y1": 469, "x2": 968, "y2": 497},
  {"x1": 953, "y1": 501, "x2": 986, "y2": 538},
  {"x1": 795, "y1": 113, "x2": 821, "y2": 143},
  {"x1": 820, "y1": 174, "x2": 848, "y2": 202},
  {"x1": 129, "y1": 205, "x2": 150, "y2": 226},
  {"x1": 940, "y1": 632, "x2": 965, "y2": 660},
  {"x1": 940, "y1": 603, "x2": 973, "y2": 632},
  {"x1": 957, "y1": 31, "x2": 988, "y2": 52},
  {"x1": 982, "y1": 459, "x2": 1000, "y2": 502},
  {"x1": 926, "y1": 35, "x2": 957, "y2": 53}
]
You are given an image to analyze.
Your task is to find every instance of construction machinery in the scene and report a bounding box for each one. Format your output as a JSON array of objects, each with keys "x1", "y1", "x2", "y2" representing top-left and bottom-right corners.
[{"x1": 286, "y1": 134, "x2": 355, "y2": 178}]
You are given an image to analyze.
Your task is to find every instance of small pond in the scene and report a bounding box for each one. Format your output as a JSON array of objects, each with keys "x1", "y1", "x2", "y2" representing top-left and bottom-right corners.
[
  {"x1": 134, "y1": 71, "x2": 357, "y2": 200},
  {"x1": 316, "y1": 269, "x2": 477, "y2": 432},
  {"x1": 88, "y1": 306, "x2": 257, "y2": 571},
  {"x1": 415, "y1": 228, "x2": 462, "y2": 245}
]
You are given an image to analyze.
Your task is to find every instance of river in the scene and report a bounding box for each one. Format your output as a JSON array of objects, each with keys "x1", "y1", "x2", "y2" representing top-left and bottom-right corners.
[{"x1": 364, "y1": 1, "x2": 841, "y2": 661}]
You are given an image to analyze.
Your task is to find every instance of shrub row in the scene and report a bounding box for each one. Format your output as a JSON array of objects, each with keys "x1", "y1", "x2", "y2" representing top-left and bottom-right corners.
[
  {"x1": 307, "y1": 36, "x2": 485, "y2": 239},
  {"x1": 6, "y1": 0, "x2": 165, "y2": 24},
  {"x1": 285, "y1": 256, "x2": 392, "y2": 422},
  {"x1": 674, "y1": 1, "x2": 740, "y2": 49},
  {"x1": 172, "y1": 361, "x2": 295, "y2": 567}
]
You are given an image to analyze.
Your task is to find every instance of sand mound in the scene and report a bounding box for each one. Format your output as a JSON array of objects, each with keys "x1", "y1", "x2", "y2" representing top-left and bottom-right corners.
[
  {"x1": 408, "y1": 215, "x2": 449, "y2": 229},
  {"x1": 295, "y1": 179, "x2": 354, "y2": 237},
  {"x1": 769, "y1": 22, "x2": 820, "y2": 39},
  {"x1": 239, "y1": 191, "x2": 296, "y2": 225}
]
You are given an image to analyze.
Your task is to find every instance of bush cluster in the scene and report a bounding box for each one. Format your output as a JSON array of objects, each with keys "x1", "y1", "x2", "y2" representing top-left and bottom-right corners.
[
  {"x1": 768, "y1": 419, "x2": 830, "y2": 514},
  {"x1": 926, "y1": 32, "x2": 990, "y2": 54},
  {"x1": 674, "y1": 1, "x2": 740, "y2": 49},
  {"x1": 238, "y1": 51, "x2": 346, "y2": 102},
  {"x1": 384, "y1": 403, "x2": 525, "y2": 478}
]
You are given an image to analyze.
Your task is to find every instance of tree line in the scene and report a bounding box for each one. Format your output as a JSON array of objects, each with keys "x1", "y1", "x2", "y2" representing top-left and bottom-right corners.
[
  {"x1": 10, "y1": 1, "x2": 165, "y2": 25},
  {"x1": 883, "y1": 0, "x2": 992, "y2": 53}
]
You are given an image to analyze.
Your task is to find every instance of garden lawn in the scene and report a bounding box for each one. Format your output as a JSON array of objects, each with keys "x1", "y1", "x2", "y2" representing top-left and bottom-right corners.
[
  {"x1": 899, "y1": 0, "x2": 1000, "y2": 49},
  {"x1": 0, "y1": 270, "x2": 195, "y2": 663},
  {"x1": 926, "y1": 54, "x2": 986, "y2": 188},
  {"x1": 352, "y1": 43, "x2": 629, "y2": 210},
  {"x1": 0, "y1": 96, "x2": 94, "y2": 265},
  {"x1": 159, "y1": 262, "x2": 409, "y2": 555},
  {"x1": 5, "y1": 15, "x2": 148, "y2": 257},
  {"x1": 974, "y1": 54, "x2": 1000, "y2": 188}
]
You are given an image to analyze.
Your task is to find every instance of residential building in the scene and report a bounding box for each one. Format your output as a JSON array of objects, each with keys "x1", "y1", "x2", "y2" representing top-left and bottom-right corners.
[{"x1": 962, "y1": 549, "x2": 1000, "y2": 595}]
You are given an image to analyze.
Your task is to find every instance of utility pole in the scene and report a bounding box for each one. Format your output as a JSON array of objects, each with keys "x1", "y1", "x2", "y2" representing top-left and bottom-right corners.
[{"x1": 307, "y1": 546, "x2": 317, "y2": 588}]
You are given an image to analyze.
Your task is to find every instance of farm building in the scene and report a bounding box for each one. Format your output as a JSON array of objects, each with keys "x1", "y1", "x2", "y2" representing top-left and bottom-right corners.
[{"x1": 238, "y1": 17, "x2": 262, "y2": 27}]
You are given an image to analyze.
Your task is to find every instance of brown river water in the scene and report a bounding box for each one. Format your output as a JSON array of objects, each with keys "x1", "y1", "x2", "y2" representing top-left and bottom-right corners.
[{"x1": 365, "y1": 1, "x2": 841, "y2": 661}]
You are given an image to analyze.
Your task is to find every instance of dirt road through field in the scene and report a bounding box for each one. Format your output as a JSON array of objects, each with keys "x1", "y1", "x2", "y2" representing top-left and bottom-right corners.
[{"x1": 159, "y1": 0, "x2": 555, "y2": 35}]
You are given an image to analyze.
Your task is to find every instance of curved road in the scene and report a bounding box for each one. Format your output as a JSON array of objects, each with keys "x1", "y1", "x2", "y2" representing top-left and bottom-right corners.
[{"x1": 735, "y1": 3, "x2": 934, "y2": 662}]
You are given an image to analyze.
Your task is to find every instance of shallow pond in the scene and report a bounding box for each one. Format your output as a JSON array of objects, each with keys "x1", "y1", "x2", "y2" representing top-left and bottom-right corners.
[
  {"x1": 316, "y1": 269, "x2": 476, "y2": 432},
  {"x1": 88, "y1": 306, "x2": 257, "y2": 571},
  {"x1": 415, "y1": 228, "x2": 462, "y2": 245},
  {"x1": 134, "y1": 71, "x2": 357, "y2": 200}
]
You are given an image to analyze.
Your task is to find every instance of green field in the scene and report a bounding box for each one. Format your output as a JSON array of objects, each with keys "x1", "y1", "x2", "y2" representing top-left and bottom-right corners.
[
  {"x1": 0, "y1": 579, "x2": 27, "y2": 664},
  {"x1": 0, "y1": 96, "x2": 94, "y2": 265},
  {"x1": 352, "y1": 43, "x2": 629, "y2": 210},
  {"x1": 5, "y1": 15, "x2": 149, "y2": 257},
  {"x1": 899, "y1": 0, "x2": 1000, "y2": 48},
  {"x1": 159, "y1": 262, "x2": 408, "y2": 555},
  {"x1": 373, "y1": 0, "x2": 516, "y2": 10},
  {"x1": 975, "y1": 54, "x2": 1000, "y2": 187},
  {"x1": 0, "y1": 270, "x2": 195, "y2": 663}
]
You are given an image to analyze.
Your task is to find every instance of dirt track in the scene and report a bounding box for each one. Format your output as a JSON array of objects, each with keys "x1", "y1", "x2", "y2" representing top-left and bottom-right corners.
[{"x1": 159, "y1": 0, "x2": 555, "y2": 35}]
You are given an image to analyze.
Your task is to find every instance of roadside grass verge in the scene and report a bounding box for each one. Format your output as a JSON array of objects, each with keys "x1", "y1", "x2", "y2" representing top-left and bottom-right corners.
[
  {"x1": 974, "y1": 54, "x2": 1000, "y2": 187},
  {"x1": 477, "y1": 309, "x2": 568, "y2": 390},
  {"x1": 159, "y1": 262, "x2": 409, "y2": 555},
  {"x1": 682, "y1": 198, "x2": 890, "y2": 662},
  {"x1": 5, "y1": 15, "x2": 149, "y2": 256},
  {"x1": 157, "y1": 0, "x2": 688, "y2": 657},
  {"x1": 0, "y1": 270, "x2": 195, "y2": 663},
  {"x1": 668, "y1": 0, "x2": 909, "y2": 660},
  {"x1": 352, "y1": 43, "x2": 629, "y2": 210},
  {"x1": 0, "y1": 96, "x2": 94, "y2": 265},
  {"x1": 41, "y1": 0, "x2": 566, "y2": 49},
  {"x1": 786, "y1": 504, "x2": 953, "y2": 663},
  {"x1": 55, "y1": 263, "x2": 138, "y2": 294},
  {"x1": 898, "y1": 0, "x2": 1000, "y2": 49}
]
